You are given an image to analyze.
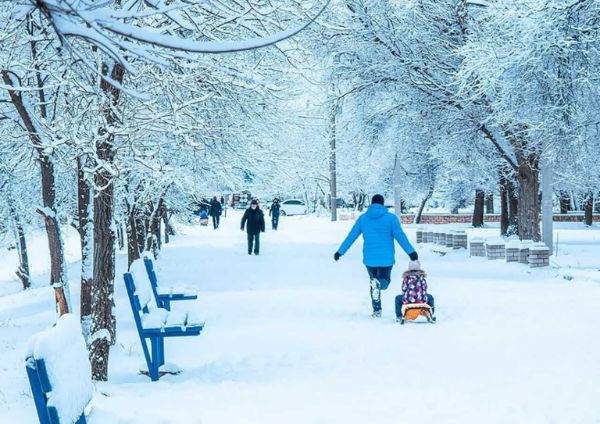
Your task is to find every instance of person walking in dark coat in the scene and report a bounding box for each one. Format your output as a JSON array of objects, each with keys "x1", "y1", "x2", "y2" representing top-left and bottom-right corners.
[
  {"x1": 334, "y1": 194, "x2": 418, "y2": 317},
  {"x1": 269, "y1": 198, "x2": 281, "y2": 230},
  {"x1": 241, "y1": 199, "x2": 265, "y2": 255},
  {"x1": 209, "y1": 196, "x2": 223, "y2": 229}
]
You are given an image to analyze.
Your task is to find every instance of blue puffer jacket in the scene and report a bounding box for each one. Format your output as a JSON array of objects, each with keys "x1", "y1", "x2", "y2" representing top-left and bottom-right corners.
[{"x1": 338, "y1": 204, "x2": 415, "y2": 267}]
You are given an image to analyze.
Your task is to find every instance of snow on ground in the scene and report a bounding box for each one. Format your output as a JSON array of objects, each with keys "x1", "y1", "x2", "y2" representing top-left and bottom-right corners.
[{"x1": 1, "y1": 211, "x2": 599, "y2": 423}]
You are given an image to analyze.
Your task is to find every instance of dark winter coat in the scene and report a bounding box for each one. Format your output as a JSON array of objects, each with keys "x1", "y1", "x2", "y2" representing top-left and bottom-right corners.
[
  {"x1": 209, "y1": 198, "x2": 222, "y2": 217},
  {"x1": 241, "y1": 208, "x2": 265, "y2": 234},
  {"x1": 269, "y1": 202, "x2": 280, "y2": 217}
]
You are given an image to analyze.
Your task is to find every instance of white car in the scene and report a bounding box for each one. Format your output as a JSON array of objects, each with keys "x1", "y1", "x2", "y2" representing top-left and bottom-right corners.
[{"x1": 279, "y1": 199, "x2": 307, "y2": 216}]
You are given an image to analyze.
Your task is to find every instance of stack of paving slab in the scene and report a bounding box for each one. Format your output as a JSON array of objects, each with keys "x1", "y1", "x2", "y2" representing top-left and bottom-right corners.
[
  {"x1": 485, "y1": 239, "x2": 506, "y2": 260},
  {"x1": 445, "y1": 232, "x2": 454, "y2": 248},
  {"x1": 469, "y1": 237, "x2": 486, "y2": 257},
  {"x1": 505, "y1": 239, "x2": 521, "y2": 262},
  {"x1": 452, "y1": 230, "x2": 468, "y2": 249},
  {"x1": 529, "y1": 242, "x2": 550, "y2": 268},
  {"x1": 416, "y1": 229, "x2": 424, "y2": 244},
  {"x1": 424, "y1": 231, "x2": 434, "y2": 243},
  {"x1": 519, "y1": 240, "x2": 534, "y2": 264},
  {"x1": 439, "y1": 232, "x2": 447, "y2": 246}
]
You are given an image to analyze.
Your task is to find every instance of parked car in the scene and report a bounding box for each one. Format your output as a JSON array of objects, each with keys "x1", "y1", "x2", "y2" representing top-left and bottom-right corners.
[{"x1": 279, "y1": 199, "x2": 307, "y2": 216}]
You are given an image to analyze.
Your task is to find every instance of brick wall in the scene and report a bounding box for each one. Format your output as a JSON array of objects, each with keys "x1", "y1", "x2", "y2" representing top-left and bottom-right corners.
[
  {"x1": 398, "y1": 214, "x2": 600, "y2": 225},
  {"x1": 340, "y1": 212, "x2": 600, "y2": 224}
]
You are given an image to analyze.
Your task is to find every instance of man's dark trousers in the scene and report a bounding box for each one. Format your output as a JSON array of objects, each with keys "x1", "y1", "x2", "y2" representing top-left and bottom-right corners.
[
  {"x1": 248, "y1": 233, "x2": 260, "y2": 254},
  {"x1": 366, "y1": 266, "x2": 392, "y2": 313}
]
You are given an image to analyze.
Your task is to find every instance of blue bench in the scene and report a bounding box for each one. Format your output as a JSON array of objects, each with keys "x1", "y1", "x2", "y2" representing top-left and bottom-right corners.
[
  {"x1": 25, "y1": 314, "x2": 92, "y2": 424},
  {"x1": 124, "y1": 272, "x2": 203, "y2": 381},
  {"x1": 142, "y1": 257, "x2": 198, "y2": 311},
  {"x1": 26, "y1": 358, "x2": 87, "y2": 424}
]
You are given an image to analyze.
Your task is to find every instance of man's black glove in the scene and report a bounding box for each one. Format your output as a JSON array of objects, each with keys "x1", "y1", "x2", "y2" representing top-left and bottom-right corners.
[
  {"x1": 409, "y1": 251, "x2": 419, "y2": 261},
  {"x1": 334, "y1": 252, "x2": 341, "y2": 261}
]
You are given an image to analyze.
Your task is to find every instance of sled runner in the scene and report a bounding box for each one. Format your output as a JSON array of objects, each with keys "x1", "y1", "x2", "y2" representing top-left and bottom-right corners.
[
  {"x1": 399, "y1": 303, "x2": 436, "y2": 325},
  {"x1": 200, "y1": 218, "x2": 209, "y2": 226}
]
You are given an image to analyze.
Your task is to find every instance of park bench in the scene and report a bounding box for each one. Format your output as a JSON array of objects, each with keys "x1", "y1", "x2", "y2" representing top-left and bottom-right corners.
[
  {"x1": 25, "y1": 314, "x2": 92, "y2": 424},
  {"x1": 130, "y1": 257, "x2": 198, "y2": 311},
  {"x1": 124, "y1": 271, "x2": 204, "y2": 381}
]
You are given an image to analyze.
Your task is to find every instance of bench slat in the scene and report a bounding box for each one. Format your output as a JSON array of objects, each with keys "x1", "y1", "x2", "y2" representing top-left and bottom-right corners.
[
  {"x1": 142, "y1": 324, "x2": 204, "y2": 337},
  {"x1": 143, "y1": 257, "x2": 198, "y2": 309}
]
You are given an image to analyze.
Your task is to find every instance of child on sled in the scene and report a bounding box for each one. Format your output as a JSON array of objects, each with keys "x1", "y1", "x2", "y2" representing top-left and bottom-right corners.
[{"x1": 395, "y1": 260, "x2": 435, "y2": 323}]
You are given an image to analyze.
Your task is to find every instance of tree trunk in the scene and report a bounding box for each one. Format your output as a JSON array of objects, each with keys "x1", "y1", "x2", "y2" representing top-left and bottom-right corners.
[
  {"x1": 414, "y1": 188, "x2": 434, "y2": 224},
  {"x1": 500, "y1": 175, "x2": 509, "y2": 236},
  {"x1": 127, "y1": 205, "x2": 140, "y2": 269},
  {"x1": 165, "y1": 210, "x2": 176, "y2": 236},
  {"x1": 393, "y1": 153, "x2": 403, "y2": 219},
  {"x1": 584, "y1": 192, "x2": 593, "y2": 227},
  {"x1": 485, "y1": 193, "x2": 494, "y2": 214},
  {"x1": 507, "y1": 179, "x2": 519, "y2": 236},
  {"x1": 571, "y1": 192, "x2": 579, "y2": 211},
  {"x1": 8, "y1": 201, "x2": 31, "y2": 289},
  {"x1": 516, "y1": 156, "x2": 541, "y2": 241},
  {"x1": 149, "y1": 199, "x2": 164, "y2": 259},
  {"x1": 135, "y1": 213, "x2": 146, "y2": 255},
  {"x1": 472, "y1": 189, "x2": 485, "y2": 227},
  {"x1": 145, "y1": 205, "x2": 153, "y2": 253},
  {"x1": 77, "y1": 156, "x2": 93, "y2": 341},
  {"x1": 329, "y1": 100, "x2": 338, "y2": 222},
  {"x1": 90, "y1": 61, "x2": 124, "y2": 381},
  {"x1": 2, "y1": 70, "x2": 70, "y2": 315},
  {"x1": 116, "y1": 224, "x2": 125, "y2": 250},
  {"x1": 163, "y1": 211, "x2": 170, "y2": 244},
  {"x1": 559, "y1": 191, "x2": 571, "y2": 214}
]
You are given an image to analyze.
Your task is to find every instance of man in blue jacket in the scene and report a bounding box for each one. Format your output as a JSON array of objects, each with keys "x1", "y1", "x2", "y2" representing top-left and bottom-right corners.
[{"x1": 334, "y1": 194, "x2": 418, "y2": 317}]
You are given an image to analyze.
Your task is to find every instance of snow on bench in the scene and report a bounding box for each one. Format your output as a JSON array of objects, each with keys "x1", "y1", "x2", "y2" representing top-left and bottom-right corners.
[
  {"x1": 25, "y1": 314, "x2": 92, "y2": 424},
  {"x1": 123, "y1": 271, "x2": 204, "y2": 381},
  {"x1": 128, "y1": 257, "x2": 197, "y2": 311}
]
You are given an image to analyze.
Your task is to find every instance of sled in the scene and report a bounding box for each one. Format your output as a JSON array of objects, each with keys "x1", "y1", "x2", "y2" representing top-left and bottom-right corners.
[
  {"x1": 199, "y1": 218, "x2": 209, "y2": 226},
  {"x1": 399, "y1": 303, "x2": 436, "y2": 325}
]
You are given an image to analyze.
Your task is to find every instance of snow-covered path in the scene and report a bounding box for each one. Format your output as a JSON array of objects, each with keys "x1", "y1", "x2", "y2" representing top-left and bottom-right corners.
[{"x1": 1, "y1": 211, "x2": 600, "y2": 423}]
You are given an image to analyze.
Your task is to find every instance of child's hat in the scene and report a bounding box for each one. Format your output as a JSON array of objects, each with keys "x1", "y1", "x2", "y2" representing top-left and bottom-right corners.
[{"x1": 408, "y1": 260, "x2": 421, "y2": 271}]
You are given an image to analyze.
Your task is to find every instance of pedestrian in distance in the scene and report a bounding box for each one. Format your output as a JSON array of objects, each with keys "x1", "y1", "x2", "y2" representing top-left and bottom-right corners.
[
  {"x1": 241, "y1": 199, "x2": 265, "y2": 255},
  {"x1": 209, "y1": 196, "x2": 223, "y2": 229},
  {"x1": 334, "y1": 194, "x2": 418, "y2": 317},
  {"x1": 220, "y1": 195, "x2": 227, "y2": 217},
  {"x1": 270, "y1": 198, "x2": 281, "y2": 230}
]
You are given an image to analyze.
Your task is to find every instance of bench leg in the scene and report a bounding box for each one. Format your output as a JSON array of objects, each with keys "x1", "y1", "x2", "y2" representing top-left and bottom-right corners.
[
  {"x1": 26, "y1": 362, "x2": 52, "y2": 424},
  {"x1": 149, "y1": 337, "x2": 162, "y2": 381},
  {"x1": 159, "y1": 338, "x2": 165, "y2": 367}
]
